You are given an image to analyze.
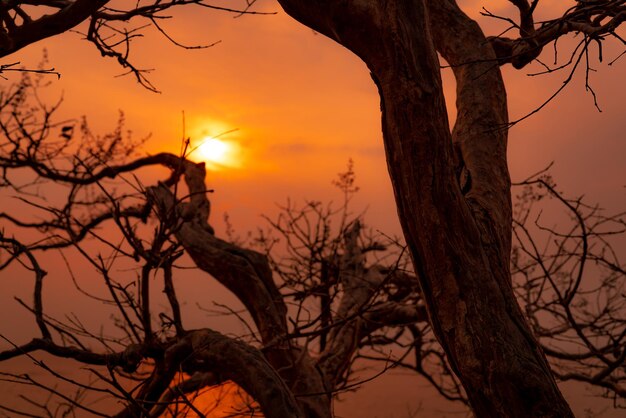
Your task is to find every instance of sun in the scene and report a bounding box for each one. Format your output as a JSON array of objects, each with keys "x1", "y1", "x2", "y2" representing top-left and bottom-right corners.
[
  {"x1": 194, "y1": 137, "x2": 239, "y2": 168},
  {"x1": 199, "y1": 138, "x2": 229, "y2": 162}
]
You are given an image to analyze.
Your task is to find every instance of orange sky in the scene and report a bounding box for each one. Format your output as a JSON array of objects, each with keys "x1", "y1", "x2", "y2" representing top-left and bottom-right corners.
[
  {"x1": 8, "y1": 0, "x2": 625, "y2": 236},
  {"x1": 2, "y1": 0, "x2": 625, "y2": 416}
]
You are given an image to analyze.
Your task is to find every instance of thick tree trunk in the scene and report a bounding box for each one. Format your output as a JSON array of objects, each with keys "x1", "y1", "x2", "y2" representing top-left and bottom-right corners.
[{"x1": 276, "y1": 0, "x2": 574, "y2": 416}]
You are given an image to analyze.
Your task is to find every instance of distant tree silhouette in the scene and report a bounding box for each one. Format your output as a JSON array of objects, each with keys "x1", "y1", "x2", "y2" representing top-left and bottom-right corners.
[
  {"x1": 0, "y1": 1, "x2": 625, "y2": 416},
  {"x1": 0, "y1": 75, "x2": 623, "y2": 417}
]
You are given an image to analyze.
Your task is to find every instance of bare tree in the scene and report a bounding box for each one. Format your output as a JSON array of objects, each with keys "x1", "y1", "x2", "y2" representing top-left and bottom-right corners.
[
  {"x1": 511, "y1": 171, "x2": 626, "y2": 406},
  {"x1": 0, "y1": 74, "x2": 433, "y2": 418},
  {"x1": 0, "y1": 1, "x2": 624, "y2": 416},
  {"x1": 1, "y1": 75, "x2": 624, "y2": 418}
]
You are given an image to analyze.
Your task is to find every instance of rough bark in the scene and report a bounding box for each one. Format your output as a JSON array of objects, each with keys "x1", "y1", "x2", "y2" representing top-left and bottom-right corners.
[{"x1": 276, "y1": 0, "x2": 575, "y2": 416}]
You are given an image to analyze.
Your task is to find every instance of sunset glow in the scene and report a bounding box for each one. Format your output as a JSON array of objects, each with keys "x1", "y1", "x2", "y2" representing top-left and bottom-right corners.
[
  {"x1": 2, "y1": 1, "x2": 624, "y2": 417},
  {"x1": 194, "y1": 137, "x2": 239, "y2": 168}
]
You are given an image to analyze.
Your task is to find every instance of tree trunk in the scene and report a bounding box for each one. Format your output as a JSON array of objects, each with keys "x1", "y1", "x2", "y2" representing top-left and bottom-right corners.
[{"x1": 276, "y1": 0, "x2": 575, "y2": 416}]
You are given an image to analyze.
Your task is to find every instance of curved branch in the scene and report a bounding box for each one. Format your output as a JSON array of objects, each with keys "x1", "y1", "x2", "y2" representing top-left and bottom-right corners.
[
  {"x1": 147, "y1": 162, "x2": 288, "y2": 345},
  {"x1": 147, "y1": 160, "x2": 332, "y2": 418},
  {"x1": 489, "y1": 1, "x2": 626, "y2": 68},
  {"x1": 0, "y1": 337, "x2": 145, "y2": 371},
  {"x1": 0, "y1": 0, "x2": 109, "y2": 57},
  {"x1": 166, "y1": 329, "x2": 304, "y2": 418}
]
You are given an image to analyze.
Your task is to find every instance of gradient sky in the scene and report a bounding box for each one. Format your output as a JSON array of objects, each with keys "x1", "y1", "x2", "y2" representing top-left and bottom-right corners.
[{"x1": 1, "y1": 0, "x2": 625, "y2": 416}]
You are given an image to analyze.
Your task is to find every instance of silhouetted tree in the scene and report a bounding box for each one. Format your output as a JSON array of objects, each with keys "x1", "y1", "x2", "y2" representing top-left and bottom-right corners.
[
  {"x1": 0, "y1": 74, "x2": 430, "y2": 418},
  {"x1": 0, "y1": 1, "x2": 625, "y2": 416},
  {"x1": 0, "y1": 75, "x2": 624, "y2": 418},
  {"x1": 269, "y1": 2, "x2": 626, "y2": 415}
]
